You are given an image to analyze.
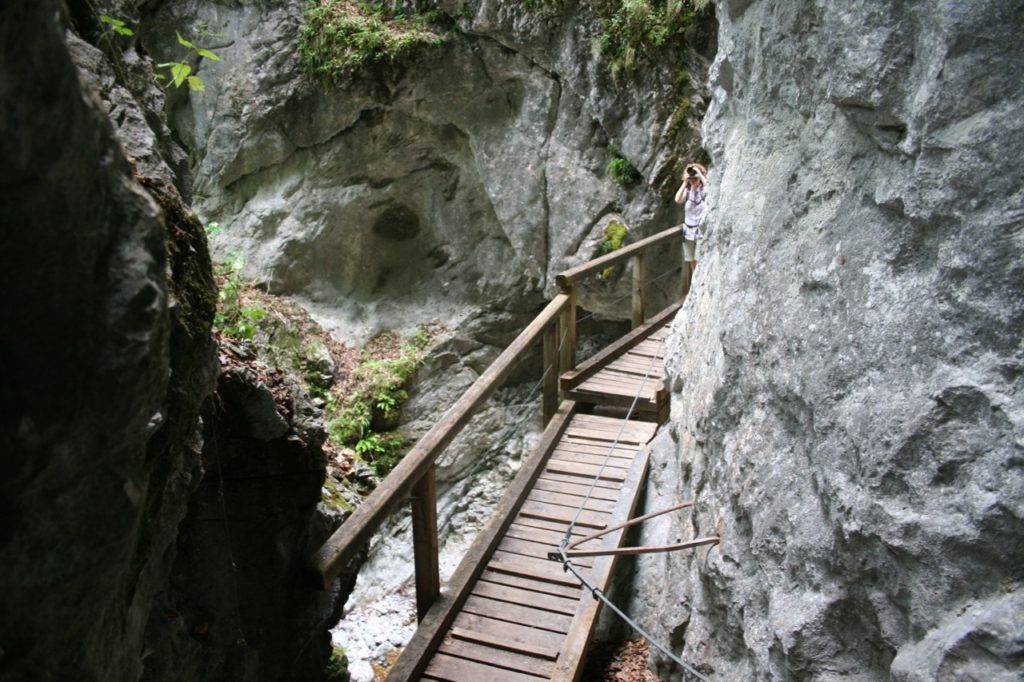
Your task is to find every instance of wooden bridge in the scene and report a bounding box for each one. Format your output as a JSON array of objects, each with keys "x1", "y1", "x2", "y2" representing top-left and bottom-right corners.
[{"x1": 311, "y1": 226, "x2": 688, "y2": 681}]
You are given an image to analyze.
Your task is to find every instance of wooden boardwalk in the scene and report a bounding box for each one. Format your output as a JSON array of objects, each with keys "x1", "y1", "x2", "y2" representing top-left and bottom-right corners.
[
  {"x1": 390, "y1": 310, "x2": 676, "y2": 682},
  {"x1": 561, "y1": 304, "x2": 677, "y2": 423}
]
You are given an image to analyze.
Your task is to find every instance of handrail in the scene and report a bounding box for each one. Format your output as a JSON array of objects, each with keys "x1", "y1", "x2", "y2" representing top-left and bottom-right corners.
[
  {"x1": 310, "y1": 218, "x2": 687, "y2": 622},
  {"x1": 555, "y1": 224, "x2": 681, "y2": 288},
  {"x1": 311, "y1": 293, "x2": 570, "y2": 594}
]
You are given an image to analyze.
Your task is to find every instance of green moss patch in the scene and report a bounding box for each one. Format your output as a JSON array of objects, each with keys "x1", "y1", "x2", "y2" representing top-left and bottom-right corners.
[
  {"x1": 600, "y1": 218, "x2": 630, "y2": 280},
  {"x1": 592, "y1": 0, "x2": 709, "y2": 79},
  {"x1": 299, "y1": 0, "x2": 445, "y2": 81},
  {"x1": 607, "y1": 149, "x2": 642, "y2": 186}
]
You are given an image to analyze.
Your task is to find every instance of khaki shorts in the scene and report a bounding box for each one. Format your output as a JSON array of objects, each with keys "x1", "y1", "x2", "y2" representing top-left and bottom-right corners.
[{"x1": 682, "y1": 238, "x2": 697, "y2": 261}]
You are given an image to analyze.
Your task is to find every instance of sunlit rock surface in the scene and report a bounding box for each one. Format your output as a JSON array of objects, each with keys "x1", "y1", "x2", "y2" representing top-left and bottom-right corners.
[
  {"x1": 148, "y1": 0, "x2": 713, "y2": 342},
  {"x1": 632, "y1": 1, "x2": 1024, "y2": 679}
]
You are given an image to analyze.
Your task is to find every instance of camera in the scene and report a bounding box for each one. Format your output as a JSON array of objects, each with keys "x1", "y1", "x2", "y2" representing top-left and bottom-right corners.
[{"x1": 686, "y1": 166, "x2": 698, "y2": 177}]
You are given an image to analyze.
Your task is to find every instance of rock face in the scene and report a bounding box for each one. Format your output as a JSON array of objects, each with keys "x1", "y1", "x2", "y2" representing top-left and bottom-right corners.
[
  {"x1": 144, "y1": 0, "x2": 715, "y2": 342},
  {"x1": 2, "y1": 2, "x2": 352, "y2": 680},
  {"x1": 0, "y1": 1, "x2": 217, "y2": 679},
  {"x1": 633, "y1": 1, "x2": 1024, "y2": 679},
  {"x1": 141, "y1": 363, "x2": 353, "y2": 681}
]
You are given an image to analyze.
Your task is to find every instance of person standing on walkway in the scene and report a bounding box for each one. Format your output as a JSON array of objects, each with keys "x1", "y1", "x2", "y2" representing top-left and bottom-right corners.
[{"x1": 674, "y1": 162, "x2": 708, "y2": 295}]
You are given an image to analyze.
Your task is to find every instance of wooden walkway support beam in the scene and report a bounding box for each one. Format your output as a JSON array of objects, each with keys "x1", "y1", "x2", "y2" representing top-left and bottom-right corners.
[
  {"x1": 410, "y1": 465, "x2": 440, "y2": 621},
  {"x1": 632, "y1": 252, "x2": 646, "y2": 328}
]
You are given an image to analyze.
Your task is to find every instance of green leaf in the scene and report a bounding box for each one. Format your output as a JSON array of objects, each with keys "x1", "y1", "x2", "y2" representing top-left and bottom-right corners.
[
  {"x1": 100, "y1": 14, "x2": 134, "y2": 36},
  {"x1": 176, "y1": 31, "x2": 194, "y2": 49},
  {"x1": 195, "y1": 47, "x2": 223, "y2": 62},
  {"x1": 186, "y1": 75, "x2": 206, "y2": 92},
  {"x1": 170, "y1": 62, "x2": 191, "y2": 88}
]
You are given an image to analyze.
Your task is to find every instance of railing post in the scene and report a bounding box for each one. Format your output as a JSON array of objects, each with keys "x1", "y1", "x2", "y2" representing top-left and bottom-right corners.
[
  {"x1": 542, "y1": 318, "x2": 559, "y2": 425},
  {"x1": 559, "y1": 285, "x2": 577, "y2": 375},
  {"x1": 410, "y1": 465, "x2": 439, "y2": 621},
  {"x1": 632, "y1": 252, "x2": 646, "y2": 328}
]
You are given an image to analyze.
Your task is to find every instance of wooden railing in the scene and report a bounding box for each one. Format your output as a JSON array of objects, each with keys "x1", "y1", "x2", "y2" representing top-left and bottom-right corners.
[{"x1": 308, "y1": 223, "x2": 683, "y2": 619}]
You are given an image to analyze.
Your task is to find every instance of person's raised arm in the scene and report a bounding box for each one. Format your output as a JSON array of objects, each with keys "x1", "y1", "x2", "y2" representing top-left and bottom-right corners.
[{"x1": 674, "y1": 179, "x2": 689, "y2": 204}]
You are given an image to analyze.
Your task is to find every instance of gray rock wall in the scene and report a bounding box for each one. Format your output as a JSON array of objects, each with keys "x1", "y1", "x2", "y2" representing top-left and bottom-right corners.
[
  {"x1": 145, "y1": 0, "x2": 714, "y2": 342},
  {"x1": 0, "y1": 1, "x2": 217, "y2": 679},
  {"x1": 141, "y1": 366, "x2": 352, "y2": 682},
  {"x1": 636, "y1": 0, "x2": 1024, "y2": 679}
]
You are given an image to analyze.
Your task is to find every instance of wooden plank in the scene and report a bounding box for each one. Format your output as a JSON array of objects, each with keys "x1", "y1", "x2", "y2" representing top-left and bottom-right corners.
[
  {"x1": 573, "y1": 374, "x2": 659, "y2": 391},
  {"x1": 628, "y1": 341, "x2": 665, "y2": 358},
  {"x1": 596, "y1": 367, "x2": 664, "y2": 387},
  {"x1": 313, "y1": 295, "x2": 571, "y2": 587},
  {"x1": 437, "y1": 637, "x2": 554, "y2": 678},
  {"x1": 532, "y1": 477, "x2": 621, "y2": 501},
  {"x1": 450, "y1": 613, "x2": 564, "y2": 659},
  {"x1": 478, "y1": 571, "x2": 582, "y2": 600},
  {"x1": 570, "y1": 415, "x2": 658, "y2": 439},
  {"x1": 518, "y1": 500, "x2": 609, "y2": 529},
  {"x1": 556, "y1": 225, "x2": 681, "y2": 286},
  {"x1": 387, "y1": 402, "x2": 577, "y2": 682},
  {"x1": 555, "y1": 438, "x2": 640, "y2": 456},
  {"x1": 567, "y1": 386, "x2": 660, "y2": 413},
  {"x1": 570, "y1": 380, "x2": 652, "y2": 398},
  {"x1": 501, "y1": 526, "x2": 603, "y2": 563},
  {"x1": 411, "y1": 466, "x2": 440, "y2": 621},
  {"x1": 573, "y1": 368, "x2": 659, "y2": 395},
  {"x1": 462, "y1": 595, "x2": 573, "y2": 634},
  {"x1": 549, "y1": 452, "x2": 633, "y2": 472},
  {"x1": 623, "y1": 346, "x2": 664, "y2": 360},
  {"x1": 557, "y1": 440, "x2": 634, "y2": 456},
  {"x1": 550, "y1": 447, "x2": 653, "y2": 681},
  {"x1": 508, "y1": 517, "x2": 588, "y2": 537},
  {"x1": 610, "y1": 350, "x2": 667, "y2": 366},
  {"x1": 509, "y1": 515, "x2": 590, "y2": 535},
  {"x1": 489, "y1": 550, "x2": 589, "y2": 587},
  {"x1": 505, "y1": 522, "x2": 584, "y2": 546},
  {"x1": 604, "y1": 358, "x2": 665, "y2": 376},
  {"x1": 554, "y1": 440, "x2": 639, "y2": 458},
  {"x1": 559, "y1": 302, "x2": 679, "y2": 391},
  {"x1": 566, "y1": 421, "x2": 654, "y2": 441},
  {"x1": 572, "y1": 412, "x2": 659, "y2": 429},
  {"x1": 423, "y1": 651, "x2": 547, "y2": 682},
  {"x1": 526, "y1": 488, "x2": 616, "y2": 513},
  {"x1": 497, "y1": 536, "x2": 595, "y2": 568},
  {"x1": 565, "y1": 427, "x2": 653, "y2": 448},
  {"x1": 574, "y1": 380, "x2": 657, "y2": 397},
  {"x1": 471, "y1": 580, "x2": 579, "y2": 616},
  {"x1": 538, "y1": 471, "x2": 621, "y2": 491},
  {"x1": 572, "y1": 376, "x2": 659, "y2": 397},
  {"x1": 543, "y1": 460, "x2": 627, "y2": 483}
]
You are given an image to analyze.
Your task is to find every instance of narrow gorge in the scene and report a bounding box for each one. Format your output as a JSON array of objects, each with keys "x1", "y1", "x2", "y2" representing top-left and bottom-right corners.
[{"x1": 2, "y1": 1, "x2": 1020, "y2": 681}]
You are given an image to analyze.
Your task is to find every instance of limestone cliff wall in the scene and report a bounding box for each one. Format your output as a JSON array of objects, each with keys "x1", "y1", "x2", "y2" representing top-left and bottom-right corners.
[
  {"x1": 144, "y1": 0, "x2": 714, "y2": 341},
  {"x1": 632, "y1": 1, "x2": 1024, "y2": 680},
  {"x1": 1, "y1": 2, "x2": 350, "y2": 680},
  {"x1": 0, "y1": 1, "x2": 217, "y2": 679}
]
